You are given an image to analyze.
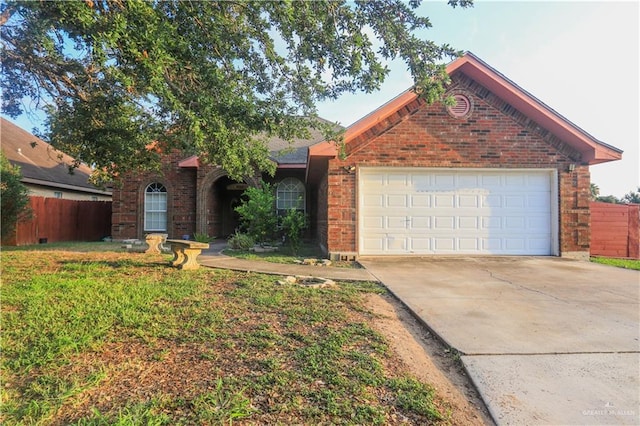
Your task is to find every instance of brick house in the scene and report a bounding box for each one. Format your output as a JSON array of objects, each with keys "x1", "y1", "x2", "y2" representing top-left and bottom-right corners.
[{"x1": 112, "y1": 52, "x2": 622, "y2": 259}]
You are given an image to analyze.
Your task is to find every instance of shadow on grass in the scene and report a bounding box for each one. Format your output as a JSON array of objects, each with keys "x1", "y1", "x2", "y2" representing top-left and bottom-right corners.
[{"x1": 2, "y1": 241, "x2": 126, "y2": 252}]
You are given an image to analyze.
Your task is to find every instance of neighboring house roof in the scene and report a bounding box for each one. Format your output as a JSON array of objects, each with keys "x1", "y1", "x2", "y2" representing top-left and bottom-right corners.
[
  {"x1": 0, "y1": 118, "x2": 112, "y2": 196},
  {"x1": 309, "y1": 51, "x2": 623, "y2": 170}
]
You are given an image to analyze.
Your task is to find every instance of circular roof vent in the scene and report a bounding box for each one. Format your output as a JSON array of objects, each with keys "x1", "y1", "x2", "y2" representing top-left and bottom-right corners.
[{"x1": 448, "y1": 94, "x2": 471, "y2": 118}]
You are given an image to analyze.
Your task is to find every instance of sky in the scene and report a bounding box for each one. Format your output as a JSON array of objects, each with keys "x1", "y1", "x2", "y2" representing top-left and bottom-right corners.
[
  {"x1": 316, "y1": 1, "x2": 639, "y2": 198},
  {"x1": 4, "y1": 1, "x2": 639, "y2": 198}
]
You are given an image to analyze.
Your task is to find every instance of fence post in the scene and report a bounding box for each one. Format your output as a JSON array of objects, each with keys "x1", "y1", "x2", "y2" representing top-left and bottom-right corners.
[{"x1": 628, "y1": 204, "x2": 640, "y2": 259}]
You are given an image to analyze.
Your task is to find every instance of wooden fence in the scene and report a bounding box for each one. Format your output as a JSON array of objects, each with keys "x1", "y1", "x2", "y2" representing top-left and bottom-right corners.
[
  {"x1": 3, "y1": 196, "x2": 112, "y2": 246},
  {"x1": 590, "y1": 202, "x2": 640, "y2": 259}
]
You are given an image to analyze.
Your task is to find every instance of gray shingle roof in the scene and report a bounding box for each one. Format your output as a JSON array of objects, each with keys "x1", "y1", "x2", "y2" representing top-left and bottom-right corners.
[
  {"x1": 1, "y1": 118, "x2": 111, "y2": 194},
  {"x1": 268, "y1": 118, "x2": 343, "y2": 164}
]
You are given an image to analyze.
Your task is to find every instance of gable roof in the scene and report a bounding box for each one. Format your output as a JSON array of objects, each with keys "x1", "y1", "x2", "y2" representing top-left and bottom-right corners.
[
  {"x1": 0, "y1": 118, "x2": 111, "y2": 195},
  {"x1": 309, "y1": 51, "x2": 622, "y2": 167}
]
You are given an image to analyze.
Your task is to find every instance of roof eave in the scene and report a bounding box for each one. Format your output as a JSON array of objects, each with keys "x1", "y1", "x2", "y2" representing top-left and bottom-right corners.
[
  {"x1": 449, "y1": 52, "x2": 622, "y2": 165},
  {"x1": 21, "y1": 177, "x2": 113, "y2": 196}
]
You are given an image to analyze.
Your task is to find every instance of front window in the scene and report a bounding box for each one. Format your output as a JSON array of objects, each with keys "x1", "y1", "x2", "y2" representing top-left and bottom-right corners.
[
  {"x1": 276, "y1": 177, "x2": 305, "y2": 212},
  {"x1": 144, "y1": 182, "x2": 167, "y2": 231}
]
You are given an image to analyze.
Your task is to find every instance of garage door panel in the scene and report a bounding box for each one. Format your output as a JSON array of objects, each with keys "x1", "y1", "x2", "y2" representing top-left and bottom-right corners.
[
  {"x1": 528, "y1": 216, "x2": 550, "y2": 230},
  {"x1": 505, "y1": 195, "x2": 526, "y2": 208},
  {"x1": 361, "y1": 237, "x2": 384, "y2": 252},
  {"x1": 459, "y1": 238, "x2": 479, "y2": 250},
  {"x1": 505, "y1": 216, "x2": 526, "y2": 230},
  {"x1": 481, "y1": 174, "x2": 502, "y2": 186},
  {"x1": 387, "y1": 173, "x2": 409, "y2": 186},
  {"x1": 458, "y1": 194, "x2": 479, "y2": 208},
  {"x1": 458, "y1": 175, "x2": 479, "y2": 187},
  {"x1": 362, "y1": 215, "x2": 384, "y2": 230},
  {"x1": 482, "y1": 194, "x2": 503, "y2": 208},
  {"x1": 459, "y1": 216, "x2": 479, "y2": 229},
  {"x1": 505, "y1": 238, "x2": 526, "y2": 250},
  {"x1": 387, "y1": 237, "x2": 407, "y2": 251},
  {"x1": 483, "y1": 238, "x2": 503, "y2": 251},
  {"x1": 411, "y1": 194, "x2": 431, "y2": 207},
  {"x1": 362, "y1": 194, "x2": 384, "y2": 207},
  {"x1": 529, "y1": 237, "x2": 552, "y2": 250},
  {"x1": 435, "y1": 216, "x2": 455, "y2": 230},
  {"x1": 359, "y1": 168, "x2": 554, "y2": 255},
  {"x1": 482, "y1": 216, "x2": 502, "y2": 229},
  {"x1": 411, "y1": 216, "x2": 431, "y2": 229},
  {"x1": 505, "y1": 174, "x2": 526, "y2": 186},
  {"x1": 387, "y1": 194, "x2": 407, "y2": 207},
  {"x1": 434, "y1": 174, "x2": 455, "y2": 187},
  {"x1": 410, "y1": 238, "x2": 431, "y2": 251},
  {"x1": 366, "y1": 173, "x2": 386, "y2": 186},
  {"x1": 435, "y1": 194, "x2": 455, "y2": 207},
  {"x1": 528, "y1": 173, "x2": 551, "y2": 187},
  {"x1": 434, "y1": 238, "x2": 456, "y2": 251},
  {"x1": 387, "y1": 216, "x2": 408, "y2": 229},
  {"x1": 527, "y1": 193, "x2": 550, "y2": 209}
]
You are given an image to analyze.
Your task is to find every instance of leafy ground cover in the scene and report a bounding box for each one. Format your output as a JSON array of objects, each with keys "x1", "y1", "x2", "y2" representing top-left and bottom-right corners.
[
  {"x1": 590, "y1": 256, "x2": 640, "y2": 270},
  {"x1": 224, "y1": 242, "x2": 360, "y2": 268},
  {"x1": 1, "y1": 247, "x2": 465, "y2": 425}
]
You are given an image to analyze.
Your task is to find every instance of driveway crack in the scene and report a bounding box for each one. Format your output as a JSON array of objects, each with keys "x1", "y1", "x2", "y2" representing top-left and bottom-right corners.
[{"x1": 484, "y1": 269, "x2": 570, "y2": 303}]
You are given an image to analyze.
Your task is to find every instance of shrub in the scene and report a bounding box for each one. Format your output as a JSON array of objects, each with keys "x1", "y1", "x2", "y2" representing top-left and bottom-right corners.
[
  {"x1": 281, "y1": 209, "x2": 307, "y2": 255},
  {"x1": 0, "y1": 153, "x2": 31, "y2": 240},
  {"x1": 227, "y1": 232, "x2": 254, "y2": 250},
  {"x1": 235, "y1": 182, "x2": 278, "y2": 245},
  {"x1": 193, "y1": 232, "x2": 213, "y2": 243}
]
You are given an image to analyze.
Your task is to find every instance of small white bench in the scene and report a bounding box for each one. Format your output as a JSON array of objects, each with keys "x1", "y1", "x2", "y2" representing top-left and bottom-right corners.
[{"x1": 166, "y1": 239, "x2": 210, "y2": 270}]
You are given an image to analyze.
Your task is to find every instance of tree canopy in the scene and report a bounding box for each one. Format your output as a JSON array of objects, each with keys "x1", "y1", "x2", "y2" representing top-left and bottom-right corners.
[{"x1": 1, "y1": 0, "x2": 471, "y2": 182}]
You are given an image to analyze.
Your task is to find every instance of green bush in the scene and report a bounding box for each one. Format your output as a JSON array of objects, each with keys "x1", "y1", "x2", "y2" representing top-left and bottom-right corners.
[
  {"x1": 227, "y1": 232, "x2": 255, "y2": 250},
  {"x1": 281, "y1": 209, "x2": 307, "y2": 255},
  {"x1": 193, "y1": 233, "x2": 213, "y2": 243},
  {"x1": 0, "y1": 153, "x2": 31, "y2": 240},
  {"x1": 235, "y1": 182, "x2": 278, "y2": 245}
]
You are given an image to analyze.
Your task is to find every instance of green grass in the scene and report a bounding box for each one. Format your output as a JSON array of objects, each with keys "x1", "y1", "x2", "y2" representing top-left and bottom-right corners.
[
  {"x1": 591, "y1": 256, "x2": 640, "y2": 270},
  {"x1": 1, "y1": 241, "x2": 125, "y2": 252},
  {"x1": 1, "y1": 248, "x2": 449, "y2": 425},
  {"x1": 224, "y1": 242, "x2": 360, "y2": 268},
  {"x1": 224, "y1": 241, "x2": 323, "y2": 263}
]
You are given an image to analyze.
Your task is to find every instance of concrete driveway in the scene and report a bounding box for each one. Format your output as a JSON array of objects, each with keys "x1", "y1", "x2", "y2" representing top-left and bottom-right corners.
[{"x1": 359, "y1": 257, "x2": 640, "y2": 425}]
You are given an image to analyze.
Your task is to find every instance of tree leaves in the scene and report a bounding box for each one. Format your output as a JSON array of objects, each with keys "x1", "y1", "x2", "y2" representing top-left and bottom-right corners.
[{"x1": 1, "y1": 0, "x2": 471, "y2": 180}]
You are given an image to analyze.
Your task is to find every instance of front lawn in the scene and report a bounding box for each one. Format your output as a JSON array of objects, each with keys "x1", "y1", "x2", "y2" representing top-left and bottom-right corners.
[
  {"x1": 1, "y1": 248, "x2": 450, "y2": 425},
  {"x1": 590, "y1": 256, "x2": 640, "y2": 270},
  {"x1": 224, "y1": 242, "x2": 360, "y2": 268}
]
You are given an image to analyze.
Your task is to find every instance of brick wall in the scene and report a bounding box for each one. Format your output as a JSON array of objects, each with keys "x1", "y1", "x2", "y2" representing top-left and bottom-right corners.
[
  {"x1": 112, "y1": 150, "x2": 311, "y2": 241},
  {"x1": 112, "y1": 150, "x2": 198, "y2": 240},
  {"x1": 315, "y1": 171, "x2": 329, "y2": 253},
  {"x1": 324, "y1": 75, "x2": 589, "y2": 257}
]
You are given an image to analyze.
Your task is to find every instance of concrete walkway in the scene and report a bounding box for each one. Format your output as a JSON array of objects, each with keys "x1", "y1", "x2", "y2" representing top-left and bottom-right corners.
[{"x1": 198, "y1": 244, "x2": 376, "y2": 282}]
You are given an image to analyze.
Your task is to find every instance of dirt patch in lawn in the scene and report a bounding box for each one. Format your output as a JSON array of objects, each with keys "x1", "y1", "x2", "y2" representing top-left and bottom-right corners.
[{"x1": 363, "y1": 292, "x2": 494, "y2": 426}]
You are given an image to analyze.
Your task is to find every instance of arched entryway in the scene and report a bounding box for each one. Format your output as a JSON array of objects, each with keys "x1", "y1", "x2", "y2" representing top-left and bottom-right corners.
[
  {"x1": 197, "y1": 169, "x2": 252, "y2": 238},
  {"x1": 211, "y1": 176, "x2": 246, "y2": 237}
]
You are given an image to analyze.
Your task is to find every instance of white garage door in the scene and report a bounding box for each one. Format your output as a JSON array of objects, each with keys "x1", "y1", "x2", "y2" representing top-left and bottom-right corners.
[{"x1": 359, "y1": 168, "x2": 557, "y2": 255}]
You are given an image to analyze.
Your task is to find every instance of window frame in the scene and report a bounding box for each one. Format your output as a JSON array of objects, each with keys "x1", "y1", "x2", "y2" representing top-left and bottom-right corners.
[
  {"x1": 144, "y1": 182, "x2": 168, "y2": 232},
  {"x1": 276, "y1": 177, "x2": 305, "y2": 212}
]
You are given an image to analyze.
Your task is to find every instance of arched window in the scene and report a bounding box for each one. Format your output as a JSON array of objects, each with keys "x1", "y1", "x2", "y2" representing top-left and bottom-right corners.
[
  {"x1": 276, "y1": 177, "x2": 305, "y2": 212},
  {"x1": 144, "y1": 182, "x2": 167, "y2": 231}
]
